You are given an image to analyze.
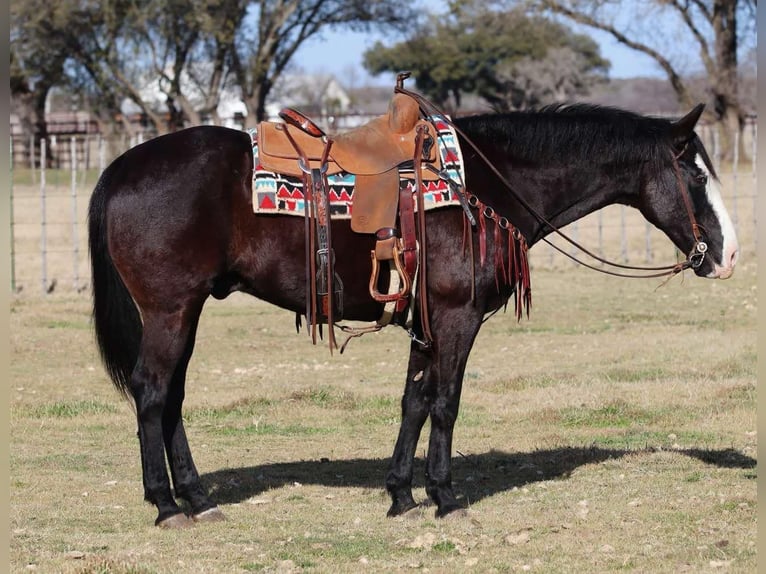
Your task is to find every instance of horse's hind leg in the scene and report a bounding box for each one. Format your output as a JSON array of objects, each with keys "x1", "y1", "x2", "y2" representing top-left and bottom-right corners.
[
  {"x1": 131, "y1": 308, "x2": 202, "y2": 527},
  {"x1": 161, "y1": 306, "x2": 225, "y2": 523}
]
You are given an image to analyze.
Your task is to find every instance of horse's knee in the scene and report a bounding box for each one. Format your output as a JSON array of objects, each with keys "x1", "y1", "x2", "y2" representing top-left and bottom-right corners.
[{"x1": 429, "y1": 397, "x2": 457, "y2": 428}]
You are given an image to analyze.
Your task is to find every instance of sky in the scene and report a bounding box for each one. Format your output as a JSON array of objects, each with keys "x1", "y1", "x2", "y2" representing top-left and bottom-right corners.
[{"x1": 291, "y1": 4, "x2": 665, "y2": 86}]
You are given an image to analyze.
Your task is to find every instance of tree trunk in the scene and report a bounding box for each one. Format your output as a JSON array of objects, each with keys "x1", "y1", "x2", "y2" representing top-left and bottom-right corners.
[
  {"x1": 243, "y1": 79, "x2": 272, "y2": 128},
  {"x1": 710, "y1": 0, "x2": 743, "y2": 161}
]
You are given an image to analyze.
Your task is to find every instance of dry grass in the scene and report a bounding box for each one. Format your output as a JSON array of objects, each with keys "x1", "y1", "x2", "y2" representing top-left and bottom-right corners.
[{"x1": 10, "y1": 254, "x2": 756, "y2": 573}]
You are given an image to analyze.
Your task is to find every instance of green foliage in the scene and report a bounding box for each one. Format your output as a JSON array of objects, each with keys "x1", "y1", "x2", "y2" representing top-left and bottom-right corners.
[
  {"x1": 363, "y1": 2, "x2": 609, "y2": 111},
  {"x1": 432, "y1": 540, "x2": 457, "y2": 553}
]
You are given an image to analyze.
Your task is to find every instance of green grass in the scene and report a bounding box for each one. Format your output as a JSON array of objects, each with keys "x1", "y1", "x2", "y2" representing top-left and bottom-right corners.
[
  {"x1": 559, "y1": 401, "x2": 672, "y2": 428},
  {"x1": 183, "y1": 397, "x2": 275, "y2": 423},
  {"x1": 602, "y1": 366, "x2": 668, "y2": 383},
  {"x1": 40, "y1": 319, "x2": 92, "y2": 330},
  {"x1": 711, "y1": 350, "x2": 757, "y2": 380},
  {"x1": 586, "y1": 430, "x2": 720, "y2": 449},
  {"x1": 496, "y1": 372, "x2": 576, "y2": 391},
  {"x1": 205, "y1": 422, "x2": 334, "y2": 437},
  {"x1": 72, "y1": 559, "x2": 158, "y2": 574},
  {"x1": 271, "y1": 535, "x2": 395, "y2": 564},
  {"x1": 684, "y1": 470, "x2": 704, "y2": 482},
  {"x1": 17, "y1": 400, "x2": 118, "y2": 419},
  {"x1": 29, "y1": 453, "x2": 94, "y2": 472},
  {"x1": 289, "y1": 386, "x2": 358, "y2": 408},
  {"x1": 432, "y1": 540, "x2": 457, "y2": 553}
]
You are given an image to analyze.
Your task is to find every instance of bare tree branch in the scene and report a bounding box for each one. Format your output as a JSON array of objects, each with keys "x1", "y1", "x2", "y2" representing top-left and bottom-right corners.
[
  {"x1": 664, "y1": 0, "x2": 715, "y2": 76},
  {"x1": 539, "y1": 0, "x2": 692, "y2": 106}
]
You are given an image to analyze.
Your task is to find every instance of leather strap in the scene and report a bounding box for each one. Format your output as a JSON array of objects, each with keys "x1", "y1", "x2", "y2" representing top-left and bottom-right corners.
[
  {"x1": 283, "y1": 125, "x2": 341, "y2": 352},
  {"x1": 413, "y1": 127, "x2": 433, "y2": 346},
  {"x1": 397, "y1": 183, "x2": 418, "y2": 313}
]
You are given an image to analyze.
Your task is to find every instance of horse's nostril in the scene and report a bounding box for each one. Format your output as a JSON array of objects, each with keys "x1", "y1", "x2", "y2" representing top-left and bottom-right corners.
[{"x1": 730, "y1": 249, "x2": 739, "y2": 268}]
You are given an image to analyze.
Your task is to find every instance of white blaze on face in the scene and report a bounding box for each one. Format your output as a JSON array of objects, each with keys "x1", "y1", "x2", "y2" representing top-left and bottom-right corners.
[{"x1": 696, "y1": 156, "x2": 739, "y2": 278}]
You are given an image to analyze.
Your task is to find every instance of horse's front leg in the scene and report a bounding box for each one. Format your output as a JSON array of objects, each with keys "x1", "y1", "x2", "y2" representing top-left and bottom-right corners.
[
  {"x1": 423, "y1": 305, "x2": 483, "y2": 517},
  {"x1": 385, "y1": 342, "x2": 433, "y2": 516},
  {"x1": 386, "y1": 304, "x2": 483, "y2": 517}
]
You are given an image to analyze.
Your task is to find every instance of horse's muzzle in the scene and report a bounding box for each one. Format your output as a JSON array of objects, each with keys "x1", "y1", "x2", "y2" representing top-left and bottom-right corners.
[{"x1": 708, "y1": 247, "x2": 739, "y2": 279}]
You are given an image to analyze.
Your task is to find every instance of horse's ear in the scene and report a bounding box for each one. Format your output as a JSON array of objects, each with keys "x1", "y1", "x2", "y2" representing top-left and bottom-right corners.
[{"x1": 670, "y1": 103, "x2": 705, "y2": 145}]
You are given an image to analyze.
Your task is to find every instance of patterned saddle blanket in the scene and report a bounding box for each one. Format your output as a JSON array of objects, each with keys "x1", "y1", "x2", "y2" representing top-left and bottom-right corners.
[{"x1": 250, "y1": 116, "x2": 465, "y2": 221}]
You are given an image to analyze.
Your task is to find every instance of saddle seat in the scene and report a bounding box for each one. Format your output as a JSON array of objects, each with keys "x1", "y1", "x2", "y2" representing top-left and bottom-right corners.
[
  {"x1": 257, "y1": 91, "x2": 442, "y2": 234},
  {"x1": 257, "y1": 92, "x2": 441, "y2": 178}
]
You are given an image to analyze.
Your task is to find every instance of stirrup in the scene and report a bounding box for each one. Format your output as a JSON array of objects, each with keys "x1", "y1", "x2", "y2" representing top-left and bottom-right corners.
[{"x1": 369, "y1": 242, "x2": 411, "y2": 303}]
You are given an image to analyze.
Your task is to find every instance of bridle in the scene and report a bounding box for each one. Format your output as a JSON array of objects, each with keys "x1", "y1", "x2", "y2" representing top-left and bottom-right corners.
[
  {"x1": 396, "y1": 81, "x2": 709, "y2": 280},
  {"x1": 536, "y1": 149, "x2": 708, "y2": 278}
]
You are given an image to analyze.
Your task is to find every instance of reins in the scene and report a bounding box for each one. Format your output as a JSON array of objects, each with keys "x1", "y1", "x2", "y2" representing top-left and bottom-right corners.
[{"x1": 394, "y1": 82, "x2": 708, "y2": 280}]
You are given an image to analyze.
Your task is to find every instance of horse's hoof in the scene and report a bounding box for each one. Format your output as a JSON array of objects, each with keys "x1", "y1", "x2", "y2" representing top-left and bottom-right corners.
[
  {"x1": 387, "y1": 500, "x2": 418, "y2": 517},
  {"x1": 193, "y1": 507, "x2": 227, "y2": 523},
  {"x1": 157, "y1": 513, "x2": 195, "y2": 529}
]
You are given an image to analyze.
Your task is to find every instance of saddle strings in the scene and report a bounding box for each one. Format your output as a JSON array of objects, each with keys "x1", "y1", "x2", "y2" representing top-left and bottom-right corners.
[{"x1": 394, "y1": 86, "x2": 701, "y2": 280}]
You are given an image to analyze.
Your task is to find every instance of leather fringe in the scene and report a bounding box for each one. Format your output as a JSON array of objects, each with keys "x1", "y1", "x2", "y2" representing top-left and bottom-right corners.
[{"x1": 463, "y1": 194, "x2": 532, "y2": 321}]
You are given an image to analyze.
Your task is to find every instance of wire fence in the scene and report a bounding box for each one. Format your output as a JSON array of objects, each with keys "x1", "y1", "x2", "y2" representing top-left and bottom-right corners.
[{"x1": 9, "y1": 120, "x2": 757, "y2": 297}]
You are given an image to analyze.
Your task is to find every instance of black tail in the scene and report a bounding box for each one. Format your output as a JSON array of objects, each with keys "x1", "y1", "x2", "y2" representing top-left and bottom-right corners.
[{"x1": 88, "y1": 161, "x2": 142, "y2": 399}]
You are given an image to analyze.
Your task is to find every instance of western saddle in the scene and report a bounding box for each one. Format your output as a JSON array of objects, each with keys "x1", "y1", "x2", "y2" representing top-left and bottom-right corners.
[{"x1": 256, "y1": 73, "x2": 463, "y2": 351}]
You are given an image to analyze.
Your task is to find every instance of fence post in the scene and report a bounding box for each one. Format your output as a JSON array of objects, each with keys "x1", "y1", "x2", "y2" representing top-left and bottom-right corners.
[
  {"x1": 40, "y1": 138, "x2": 48, "y2": 295},
  {"x1": 570, "y1": 221, "x2": 579, "y2": 266},
  {"x1": 645, "y1": 222, "x2": 652, "y2": 263},
  {"x1": 731, "y1": 127, "x2": 739, "y2": 227},
  {"x1": 597, "y1": 210, "x2": 603, "y2": 262},
  {"x1": 752, "y1": 121, "x2": 757, "y2": 250},
  {"x1": 99, "y1": 134, "x2": 105, "y2": 173},
  {"x1": 71, "y1": 136, "x2": 80, "y2": 291},
  {"x1": 620, "y1": 205, "x2": 628, "y2": 263},
  {"x1": 29, "y1": 133, "x2": 36, "y2": 184},
  {"x1": 10, "y1": 136, "x2": 16, "y2": 293}
]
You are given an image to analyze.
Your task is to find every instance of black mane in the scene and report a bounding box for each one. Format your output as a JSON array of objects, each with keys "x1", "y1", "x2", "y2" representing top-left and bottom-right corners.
[{"x1": 454, "y1": 104, "x2": 675, "y2": 170}]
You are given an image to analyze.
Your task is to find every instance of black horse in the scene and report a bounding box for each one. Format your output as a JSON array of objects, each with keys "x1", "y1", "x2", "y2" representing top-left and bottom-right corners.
[{"x1": 88, "y1": 102, "x2": 738, "y2": 527}]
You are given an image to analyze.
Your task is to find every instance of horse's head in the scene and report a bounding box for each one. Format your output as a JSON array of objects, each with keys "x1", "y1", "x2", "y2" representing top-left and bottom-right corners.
[{"x1": 638, "y1": 105, "x2": 739, "y2": 279}]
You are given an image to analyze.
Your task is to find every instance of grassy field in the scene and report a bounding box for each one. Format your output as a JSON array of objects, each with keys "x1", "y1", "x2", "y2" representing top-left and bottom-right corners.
[{"x1": 9, "y1": 254, "x2": 756, "y2": 573}]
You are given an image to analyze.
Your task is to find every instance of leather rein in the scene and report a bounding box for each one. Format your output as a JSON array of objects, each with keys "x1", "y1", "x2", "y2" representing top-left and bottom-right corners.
[{"x1": 396, "y1": 86, "x2": 709, "y2": 280}]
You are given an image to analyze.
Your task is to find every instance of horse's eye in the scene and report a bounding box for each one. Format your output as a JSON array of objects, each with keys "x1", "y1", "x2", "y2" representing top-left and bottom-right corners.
[{"x1": 695, "y1": 173, "x2": 708, "y2": 185}]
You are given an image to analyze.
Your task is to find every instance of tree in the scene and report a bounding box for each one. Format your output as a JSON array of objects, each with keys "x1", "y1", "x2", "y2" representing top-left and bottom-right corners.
[
  {"x1": 12, "y1": 0, "x2": 416, "y2": 135},
  {"x1": 11, "y1": 0, "x2": 249, "y2": 135},
  {"x1": 362, "y1": 1, "x2": 609, "y2": 113},
  {"x1": 10, "y1": 1, "x2": 70, "y2": 140},
  {"x1": 129, "y1": 0, "x2": 249, "y2": 129},
  {"x1": 525, "y1": 0, "x2": 756, "y2": 157},
  {"x1": 229, "y1": 0, "x2": 416, "y2": 127},
  {"x1": 62, "y1": 0, "x2": 246, "y2": 135}
]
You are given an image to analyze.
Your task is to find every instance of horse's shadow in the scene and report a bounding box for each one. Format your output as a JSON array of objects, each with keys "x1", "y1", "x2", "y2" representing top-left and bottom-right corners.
[{"x1": 201, "y1": 446, "x2": 755, "y2": 508}]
